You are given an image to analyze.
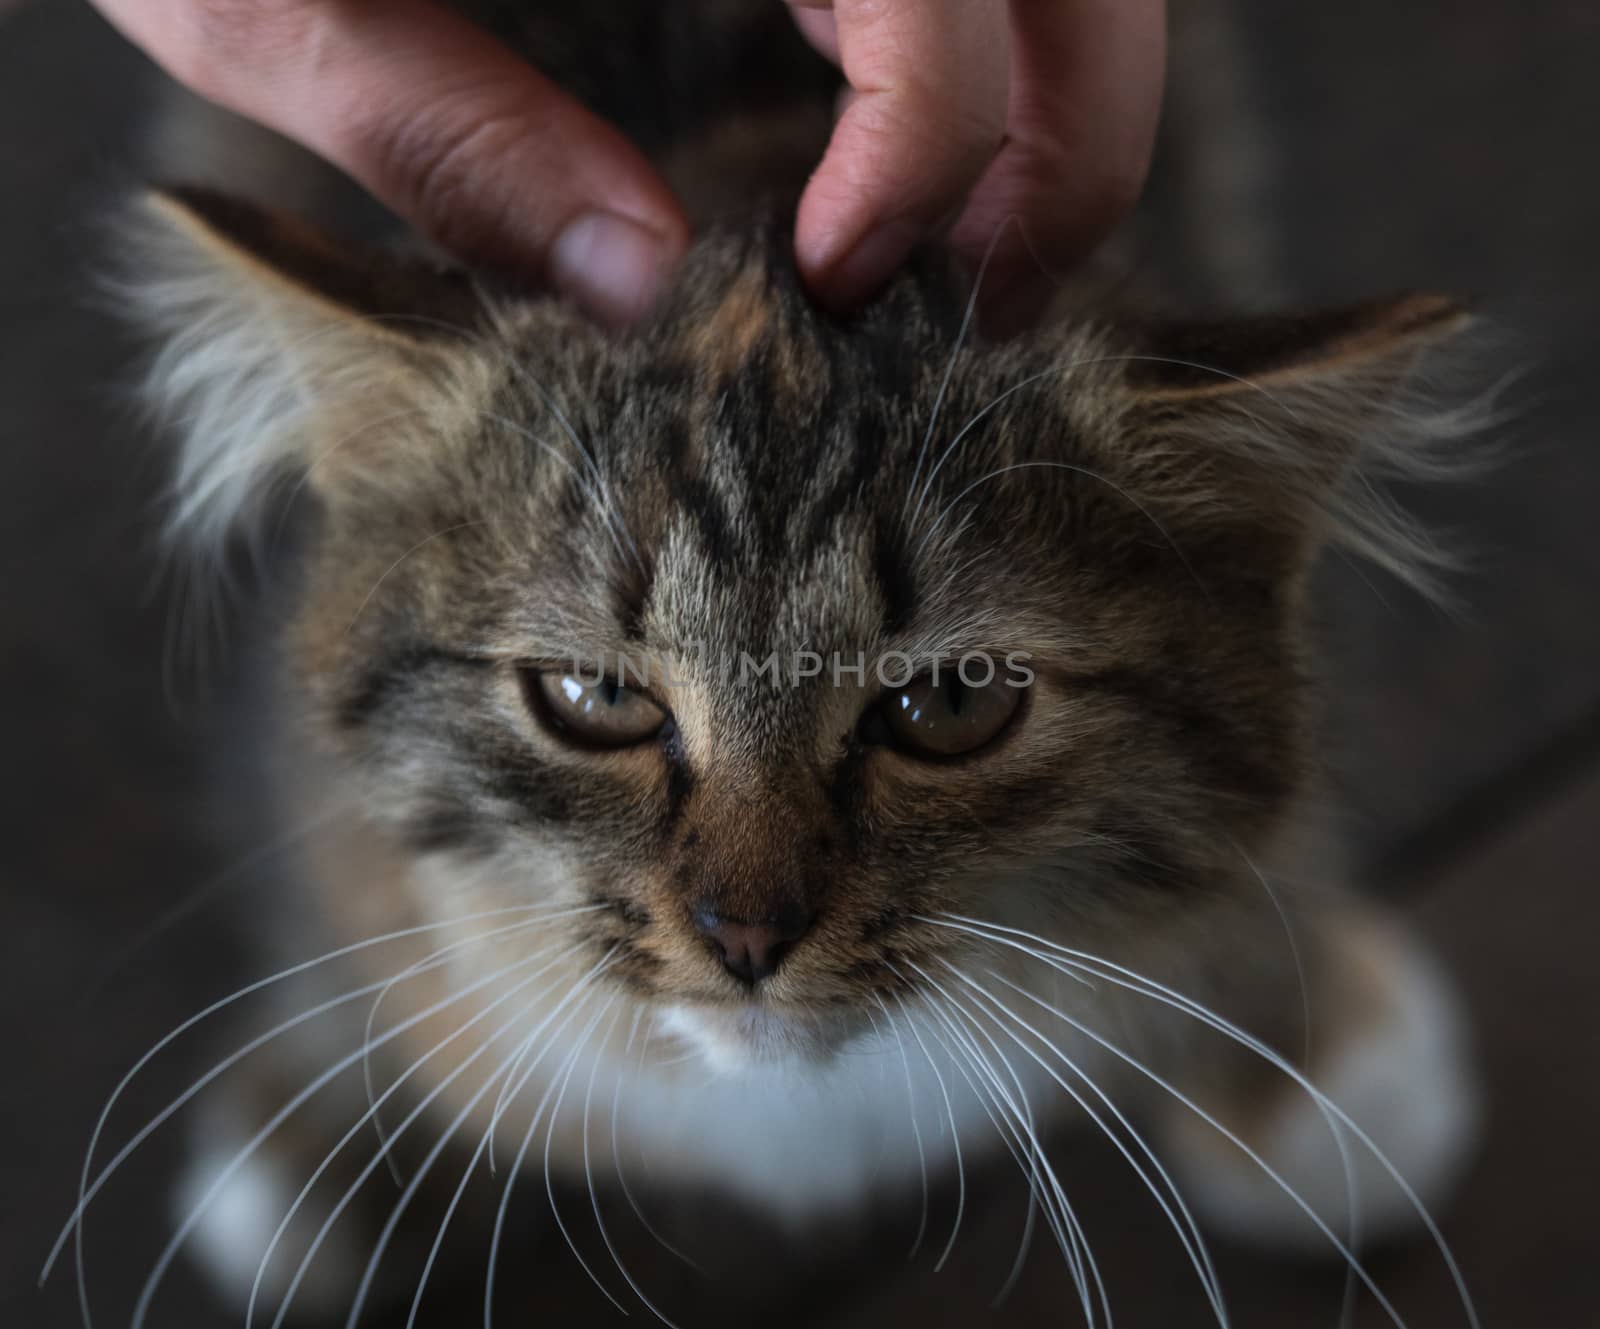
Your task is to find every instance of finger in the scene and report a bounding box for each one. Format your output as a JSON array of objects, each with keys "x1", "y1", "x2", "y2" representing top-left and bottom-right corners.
[
  {"x1": 949, "y1": 0, "x2": 1166, "y2": 334},
  {"x1": 792, "y1": 0, "x2": 1011, "y2": 311},
  {"x1": 788, "y1": 3, "x2": 840, "y2": 65},
  {"x1": 89, "y1": 0, "x2": 689, "y2": 325}
]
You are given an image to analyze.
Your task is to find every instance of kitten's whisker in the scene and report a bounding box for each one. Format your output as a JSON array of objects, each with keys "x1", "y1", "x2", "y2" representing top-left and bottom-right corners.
[
  {"x1": 906, "y1": 219, "x2": 1002, "y2": 509},
  {"x1": 924, "y1": 912, "x2": 1476, "y2": 1329},
  {"x1": 404, "y1": 988, "x2": 625, "y2": 1329},
  {"x1": 539, "y1": 993, "x2": 632, "y2": 1318},
  {"x1": 267, "y1": 407, "x2": 431, "y2": 556},
  {"x1": 612, "y1": 1010, "x2": 701, "y2": 1273},
  {"x1": 909, "y1": 971, "x2": 1096, "y2": 1321},
  {"x1": 929, "y1": 971, "x2": 1136, "y2": 1321},
  {"x1": 937, "y1": 962, "x2": 1228, "y2": 1328},
  {"x1": 324, "y1": 1018, "x2": 538, "y2": 1329},
  {"x1": 1067, "y1": 828, "x2": 1176, "y2": 877},
  {"x1": 890, "y1": 992, "x2": 966, "y2": 1273},
  {"x1": 344, "y1": 521, "x2": 485, "y2": 638},
  {"x1": 487, "y1": 1005, "x2": 552, "y2": 1165},
  {"x1": 920, "y1": 915, "x2": 1422, "y2": 1328},
  {"x1": 643, "y1": 1048, "x2": 702, "y2": 1068},
  {"x1": 916, "y1": 352, "x2": 1303, "y2": 530},
  {"x1": 365, "y1": 905, "x2": 604, "y2": 1185},
  {"x1": 407, "y1": 1026, "x2": 531, "y2": 1329},
  {"x1": 917, "y1": 996, "x2": 1079, "y2": 1316},
  {"x1": 481, "y1": 412, "x2": 638, "y2": 575},
  {"x1": 488, "y1": 365, "x2": 644, "y2": 573},
  {"x1": 483, "y1": 953, "x2": 623, "y2": 1329},
  {"x1": 951, "y1": 965, "x2": 1223, "y2": 1315},
  {"x1": 1222, "y1": 832, "x2": 1364, "y2": 1317},
  {"x1": 584, "y1": 1004, "x2": 680, "y2": 1326},
  {"x1": 1224, "y1": 836, "x2": 1313, "y2": 1068},
  {"x1": 986, "y1": 964, "x2": 1413, "y2": 1329},
  {"x1": 47, "y1": 903, "x2": 580, "y2": 1326},
  {"x1": 858, "y1": 1001, "x2": 893, "y2": 1088},
  {"x1": 341, "y1": 948, "x2": 622, "y2": 1329},
  {"x1": 243, "y1": 941, "x2": 579, "y2": 1329},
  {"x1": 916, "y1": 460, "x2": 1207, "y2": 601},
  {"x1": 485, "y1": 1047, "x2": 577, "y2": 1329},
  {"x1": 1336, "y1": 1115, "x2": 1364, "y2": 1329},
  {"x1": 910, "y1": 349, "x2": 1311, "y2": 592},
  {"x1": 872, "y1": 994, "x2": 930, "y2": 1261},
  {"x1": 1001, "y1": 1166, "x2": 1041, "y2": 1310},
  {"x1": 132, "y1": 944, "x2": 564, "y2": 1329}
]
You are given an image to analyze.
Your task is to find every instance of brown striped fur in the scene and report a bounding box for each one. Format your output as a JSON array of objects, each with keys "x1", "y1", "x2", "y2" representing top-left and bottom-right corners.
[{"x1": 126, "y1": 183, "x2": 1468, "y2": 1023}]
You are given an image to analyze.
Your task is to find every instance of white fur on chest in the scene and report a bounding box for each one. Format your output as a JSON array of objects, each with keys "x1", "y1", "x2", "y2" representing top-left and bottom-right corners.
[{"x1": 545, "y1": 998, "x2": 1102, "y2": 1222}]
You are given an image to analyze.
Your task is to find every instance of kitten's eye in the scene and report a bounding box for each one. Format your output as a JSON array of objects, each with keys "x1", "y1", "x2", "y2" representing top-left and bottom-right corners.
[
  {"x1": 871, "y1": 672, "x2": 1021, "y2": 759},
  {"x1": 527, "y1": 670, "x2": 667, "y2": 748}
]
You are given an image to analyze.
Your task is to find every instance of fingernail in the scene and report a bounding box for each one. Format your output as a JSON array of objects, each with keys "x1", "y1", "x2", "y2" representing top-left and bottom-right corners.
[
  {"x1": 550, "y1": 211, "x2": 672, "y2": 326},
  {"x1": 810, "y1": 219, "x2": 922, "y2": 311}
]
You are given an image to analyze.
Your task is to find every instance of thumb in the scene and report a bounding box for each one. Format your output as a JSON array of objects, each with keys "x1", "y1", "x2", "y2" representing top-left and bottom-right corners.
[{"x1": 95, "y1": 0, "x2": 689, "y2": 325}]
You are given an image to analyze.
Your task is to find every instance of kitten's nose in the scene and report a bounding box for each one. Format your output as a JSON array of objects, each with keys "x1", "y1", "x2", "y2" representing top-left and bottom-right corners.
[{"x1": 693, "y1": 904, "x2": 813, "y2": 986}]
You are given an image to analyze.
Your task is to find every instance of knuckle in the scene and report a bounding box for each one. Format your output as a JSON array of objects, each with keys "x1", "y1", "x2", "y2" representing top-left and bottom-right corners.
[
  {"x1": 358, "y1": 109, "x2": 527, "y2": 256},
  {"x1": 853, "y1": 89, "x2": 1003, "y2": 192},
  {"x1": 905, "y1": 73, "x2": 1006, "y2": 152},
  {"x1": 933, "y1": 100, "x2": 1008, "y2": 165}
]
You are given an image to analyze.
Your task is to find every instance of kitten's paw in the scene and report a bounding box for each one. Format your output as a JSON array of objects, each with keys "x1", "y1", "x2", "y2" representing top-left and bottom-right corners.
[{"x1": 1162, "y1": 912, "x2": 1480, "y2": 1253}]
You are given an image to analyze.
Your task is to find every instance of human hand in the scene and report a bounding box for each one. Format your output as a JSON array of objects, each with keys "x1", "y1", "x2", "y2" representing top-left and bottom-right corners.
[
  {"x1": 89, "y1": 0, "x2": 691, "y2": 326},
  {"x1": 88, "y1": 0, "x2": 1164, "y2": 331},
  {"x1": 788, "y1": 0, "x2": 1166, "y2": 331}
]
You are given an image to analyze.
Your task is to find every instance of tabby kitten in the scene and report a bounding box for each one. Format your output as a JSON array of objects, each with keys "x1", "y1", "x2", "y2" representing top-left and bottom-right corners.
[{"x1": 55, "y1": 3, "x2": 1483, "y2": 1325}]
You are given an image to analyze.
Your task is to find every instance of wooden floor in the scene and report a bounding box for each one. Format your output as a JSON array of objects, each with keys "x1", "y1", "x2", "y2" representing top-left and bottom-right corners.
[{"x1": 3, "y1": 2, "x2": 1596, "y2": 1325}]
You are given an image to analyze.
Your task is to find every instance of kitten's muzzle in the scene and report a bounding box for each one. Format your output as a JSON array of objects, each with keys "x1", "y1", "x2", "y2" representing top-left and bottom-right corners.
[{"x1": 692, "y1": 902, "x2": 814, "y2": 986}]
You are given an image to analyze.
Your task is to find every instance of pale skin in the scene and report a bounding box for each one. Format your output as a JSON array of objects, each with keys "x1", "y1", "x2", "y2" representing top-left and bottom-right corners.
[{"x1": 85, "y1": 0, "x2": 1165, "y2": 329}]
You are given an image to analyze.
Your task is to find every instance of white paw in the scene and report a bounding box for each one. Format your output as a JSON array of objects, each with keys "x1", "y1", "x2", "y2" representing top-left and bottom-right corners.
[{"x1": 1166, "y1": 920, "x2": 1481, "y2": 1254}]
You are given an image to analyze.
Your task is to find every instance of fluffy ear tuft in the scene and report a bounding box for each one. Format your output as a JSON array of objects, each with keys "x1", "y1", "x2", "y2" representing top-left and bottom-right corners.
[
  {"x1": 1124, "y1": 293, "x2": 1492, "y2": 596},
  {"x1": 117, "y1": 187, "x2": 491, "y2": 557},
  {"x1": 1128, "y1": 294, "x2": 1471, "y2": 403}
]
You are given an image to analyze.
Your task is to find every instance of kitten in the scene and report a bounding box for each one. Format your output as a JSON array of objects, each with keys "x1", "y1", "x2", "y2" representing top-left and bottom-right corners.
[{"x1": 59, "y1": 3, "x2": 1484, "y2": 1324}]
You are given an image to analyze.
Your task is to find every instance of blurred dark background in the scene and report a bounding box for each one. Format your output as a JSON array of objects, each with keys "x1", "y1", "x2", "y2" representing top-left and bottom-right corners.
[{"x1": 3, "y1": 1, "x2": 1597, "y2": 1325}]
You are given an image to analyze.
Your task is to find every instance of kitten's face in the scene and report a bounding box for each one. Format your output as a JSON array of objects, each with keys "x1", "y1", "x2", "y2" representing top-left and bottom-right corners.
[{"x1": 134, "y1": 191, "x2": 1460, "y2": 1068}]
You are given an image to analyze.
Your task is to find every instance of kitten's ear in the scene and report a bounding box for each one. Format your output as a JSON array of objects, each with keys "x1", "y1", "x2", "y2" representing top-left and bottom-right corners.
[
  {"x1": 1123, "y1": 294, "x2": 1480, "y2": 591},
  {"x1": 123, "y1": 187, "x2": 490, "y2": 552},
  {"x1": 1127, "y1": 294, "x2": 1470, "y2": 405}
]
